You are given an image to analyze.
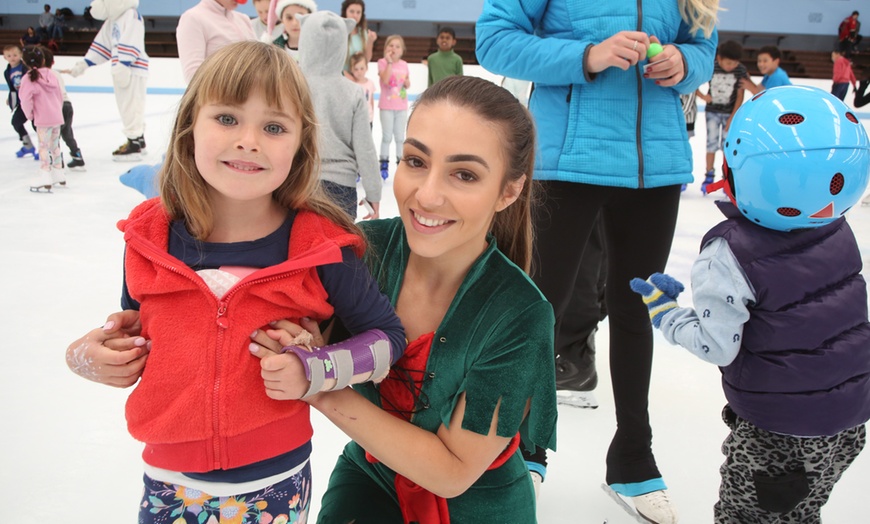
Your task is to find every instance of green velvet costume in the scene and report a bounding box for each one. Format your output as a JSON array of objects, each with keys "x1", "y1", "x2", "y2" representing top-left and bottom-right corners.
[{"x1": 318, "y1": 218, "x2": 558, "y2": 523}]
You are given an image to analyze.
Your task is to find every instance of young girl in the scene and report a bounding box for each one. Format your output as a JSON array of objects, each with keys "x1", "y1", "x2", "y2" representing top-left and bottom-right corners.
[
  {"x1": 18, "y1": 45, "x2": 65, "y2": 192},
  {"x1": 349, "y1": 51, "x2": 375, "y2": 127},
  {"x1": 43, "y1": 47, "x2": 85, "y2": 170},
  {"x1": 341, "y1": 0, "x2": 377, "y2": 78},
  {"x1": 251, "y1": 75, "x2": 559, "y2": 522},
  {"x1": 64, "y1": 41, "x2": 404, "y2": 523},
  {"x1": 377, "y1": 34, "x2": 410, "y2": 180},
  {"x1": 271, "y1": 0, "x2": 317, "y2": 60}
]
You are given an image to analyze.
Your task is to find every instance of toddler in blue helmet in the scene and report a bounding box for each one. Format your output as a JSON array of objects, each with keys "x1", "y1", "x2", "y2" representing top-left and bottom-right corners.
[{"x1": 631, "y1": 85, "x2": 870, "y2": 523}]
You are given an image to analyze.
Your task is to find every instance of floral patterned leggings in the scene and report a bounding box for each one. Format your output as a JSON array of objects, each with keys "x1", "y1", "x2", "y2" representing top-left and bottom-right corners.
[{"x1": 139, "y1": 462, "x2": 311, "y2": 524}]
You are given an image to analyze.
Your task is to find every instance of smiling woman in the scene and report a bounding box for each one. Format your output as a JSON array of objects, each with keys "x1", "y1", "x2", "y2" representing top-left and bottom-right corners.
[{"x1": 247, "y1": 75, "x2": 558, "y2": 523}]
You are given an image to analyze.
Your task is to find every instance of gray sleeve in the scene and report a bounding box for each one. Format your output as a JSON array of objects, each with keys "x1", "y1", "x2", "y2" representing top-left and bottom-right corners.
[
  {"x1": 353, "y1": 90, "x2": 381, "y2": 203},
  {"x1": 659, "y1": 237, "x2": 756, "y2": 366}
]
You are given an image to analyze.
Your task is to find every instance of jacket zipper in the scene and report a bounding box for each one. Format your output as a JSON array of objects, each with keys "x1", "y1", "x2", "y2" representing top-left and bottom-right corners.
[{"x1": 635, "y1": 0, "x2": 645, "y2": 188}]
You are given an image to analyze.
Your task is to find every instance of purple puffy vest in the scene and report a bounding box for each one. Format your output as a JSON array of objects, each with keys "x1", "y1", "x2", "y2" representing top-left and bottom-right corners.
[{"x1": 703, "y1": 202, "x2": 870, "y2": 436}]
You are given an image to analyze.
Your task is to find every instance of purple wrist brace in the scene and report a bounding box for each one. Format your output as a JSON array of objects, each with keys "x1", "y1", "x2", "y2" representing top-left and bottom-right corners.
[{"x1": 282, "y1": 329, "x2": 392, "y2": 398}]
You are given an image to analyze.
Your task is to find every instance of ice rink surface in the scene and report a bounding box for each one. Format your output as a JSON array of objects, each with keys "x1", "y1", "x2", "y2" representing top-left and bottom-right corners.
[{"x1": 2, "y1": 56, "x2": 869, "y2": 523}]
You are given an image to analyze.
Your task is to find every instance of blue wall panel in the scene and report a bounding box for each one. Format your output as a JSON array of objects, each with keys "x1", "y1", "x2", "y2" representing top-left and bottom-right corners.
[{"x1": 0, "y1": 0, "x2": 865, "y2": 36}]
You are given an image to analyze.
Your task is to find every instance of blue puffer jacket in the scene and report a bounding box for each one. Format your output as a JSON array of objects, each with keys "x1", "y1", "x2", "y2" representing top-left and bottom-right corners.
[{"x1": 476, "y1": 0, "x2": 717, "y2": 188}]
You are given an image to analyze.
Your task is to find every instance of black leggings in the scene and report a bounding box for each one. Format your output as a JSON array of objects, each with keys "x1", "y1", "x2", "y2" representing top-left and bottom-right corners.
[
  {"x1": 532, "y1": 180, "x2": 681, "y2": 484},
  {"x1": 855, "y1": 80, "x2": 870, "y2": 108}
]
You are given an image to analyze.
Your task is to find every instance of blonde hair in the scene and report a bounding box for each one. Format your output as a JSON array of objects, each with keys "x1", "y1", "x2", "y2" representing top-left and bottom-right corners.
[
  {"x1": 383, "y1": 34, "x2": 406, "y2": 54},
  {"x1": 158, "y1": 41, "x2": 360, "y2": 240},
  {"x1": 679, "y1": 0, "x2": 719, "y2": 38},
  {"x1": 349, "y1": 51, "x2": 367, "y2": 69}
]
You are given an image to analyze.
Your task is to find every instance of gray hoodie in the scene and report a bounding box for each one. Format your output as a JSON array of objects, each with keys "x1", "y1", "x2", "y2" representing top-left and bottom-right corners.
[{"x1": 298, "y1": 11, "x2": 380, "y2": 203}]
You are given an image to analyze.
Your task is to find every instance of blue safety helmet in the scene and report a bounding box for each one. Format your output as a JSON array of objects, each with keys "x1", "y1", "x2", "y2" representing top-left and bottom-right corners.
[{"x1": 721, "y1": 85, "x2": 870, "y2": 231}]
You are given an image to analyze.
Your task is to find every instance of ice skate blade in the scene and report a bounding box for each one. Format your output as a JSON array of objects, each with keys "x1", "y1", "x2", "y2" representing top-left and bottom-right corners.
[
  {"x1": 601, "y1": 484, "x2": 652, "y2": 524},
  {"x1": 113, "y1": 154, "x2": 143, "y2": 163},
  {"x1": 67, "y1": 166, "x2": 86, "y2": 172},
  {"x1": 557, "y1": 389, "x2": 598, "y2": 409},
  {"x1": 29, "y1": 185, "x2": 53, "y2": 193}
]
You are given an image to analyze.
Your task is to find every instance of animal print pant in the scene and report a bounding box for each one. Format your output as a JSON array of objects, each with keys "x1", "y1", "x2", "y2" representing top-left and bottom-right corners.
[{"x1": 714, "y1": 405, "x2": 865, "y2": 523}]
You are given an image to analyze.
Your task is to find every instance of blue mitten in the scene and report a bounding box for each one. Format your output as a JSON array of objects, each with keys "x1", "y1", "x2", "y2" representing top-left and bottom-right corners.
[{"x1": 629, "y1": 273, "x2": 685, "y2": 328}]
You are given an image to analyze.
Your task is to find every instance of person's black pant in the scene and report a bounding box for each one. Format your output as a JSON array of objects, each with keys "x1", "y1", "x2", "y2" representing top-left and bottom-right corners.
[
  {"x1": 60, "y1": 101, "x2": 79, "y2": 154},
  {"x1": 855, "y1": 80, "x2": 870, "y2": 108},
  {"x1": 11, "y1": 105, "x2": 29, "y2": 140},
  {"x1": 532, "y1": 180, "x2": 681, "y2": 484}
]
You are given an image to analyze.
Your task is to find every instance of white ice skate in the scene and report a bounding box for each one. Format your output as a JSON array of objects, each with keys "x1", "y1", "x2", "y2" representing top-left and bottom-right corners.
[
  {"x1": 30, "y1": 171, "x2": 53, "y2": 193},
  {"x1": 51, "y1": 169, "x2": 67, "y2": 188},
  {"x1": 556, "y1": 389, "x2": 599, "y2": 409},
  {"x1": 601, "y1": 484, "x2": 678, "y2": 524}
]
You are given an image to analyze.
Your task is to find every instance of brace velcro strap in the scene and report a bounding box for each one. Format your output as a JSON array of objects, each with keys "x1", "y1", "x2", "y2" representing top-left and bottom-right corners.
[{"x1": 282, "y1": 329, "x2": 392, "y2": 398}]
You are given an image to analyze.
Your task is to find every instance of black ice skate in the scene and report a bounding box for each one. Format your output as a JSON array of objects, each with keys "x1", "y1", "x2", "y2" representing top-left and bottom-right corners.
[
  {"x1": 555, "y1": 331, "x2": 599, "y2": 409},
  {"x1": 67, "y1": 150, "x2": 85, "y2": 170},
  {"x1": 112, "y1": 136, "x2": 146, "y2": 162}
]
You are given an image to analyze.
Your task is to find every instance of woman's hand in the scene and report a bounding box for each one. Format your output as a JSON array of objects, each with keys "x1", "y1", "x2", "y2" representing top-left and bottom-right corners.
[
  {"x1": 586, "y1": 31, "x2": 650, "y2": 73},
  {"x1": 66, "y1": 310, "x2": 149, "y2": 388},
  {"x1": 642, "y1": 36, "x2": 685, "y2": 86},
  {"x1": 249, "y1": 318, "x2": 326, "y2": 401}
]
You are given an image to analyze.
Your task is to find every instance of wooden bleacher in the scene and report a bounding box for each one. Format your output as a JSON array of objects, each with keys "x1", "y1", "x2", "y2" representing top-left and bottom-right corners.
[{"x1": 3, "y1": 26, "x2": 865, "y2": 82}]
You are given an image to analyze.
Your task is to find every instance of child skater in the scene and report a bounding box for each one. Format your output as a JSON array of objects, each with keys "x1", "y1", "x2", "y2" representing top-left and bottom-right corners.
[
  {"x1": 43, "y1": 47, "x2": 84, "y2": 170},
  {"x1": 270, "y1": 0, "x2": 317, "y2": 60},
  {"x1": 631, "y1": 85, "x2": 870, "y2": 524},
  {"x1": 377, "y1": 34, "x2": 410, "y2": 180},
  {"x1": 297, "y1": 12, "x2": 380, "y2": 220},
  {"x1": 4, "y1": 44, "x2": 38, "y2": 160},
  {"x1": 18, "y1": 45, "x2": 65, "y2": 192},
  {"x1": 64, "y1": 41, "x2": 405, "y2": 523},
  {"x1": 349, "y1": 51, "x2": 375, "y2": 128}
]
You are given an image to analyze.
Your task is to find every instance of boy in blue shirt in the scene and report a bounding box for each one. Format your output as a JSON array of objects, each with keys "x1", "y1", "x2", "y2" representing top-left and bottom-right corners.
[
  {"x1": 3, "y1": 44, "x2": 38, "y2": 160},
  {"x1": 740, "y1": 45, "x2": 791, "y2": 96}
]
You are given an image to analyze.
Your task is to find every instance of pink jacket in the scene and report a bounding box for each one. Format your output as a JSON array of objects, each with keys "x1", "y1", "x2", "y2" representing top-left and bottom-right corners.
[
  {"x1": 833, "y1": 56, "x2": 857, "y2": 86},
  {"x1": 18, "y1": 68, "x2": 63, "y2": 128},
  {"x1": 176, "y1": 0, "x2": 256, "y2": 83}
]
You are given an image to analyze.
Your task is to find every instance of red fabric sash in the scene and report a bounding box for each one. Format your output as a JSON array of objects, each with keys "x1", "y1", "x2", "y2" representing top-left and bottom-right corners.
[{"x1": 364, "y1": 332, "x2": 522, "y2": 523}]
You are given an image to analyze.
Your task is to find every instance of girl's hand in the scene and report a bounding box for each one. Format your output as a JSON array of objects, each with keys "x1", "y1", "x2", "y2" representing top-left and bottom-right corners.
[
  {"x1": 249, "y1": 318, "x2": 326, "y2": 401},
  {"x1": 586, "y1": 31, "x2": 650, "y2": 73},
  {"x1": 643, "y1": 36, "x2": 685, "y2": 87},
  {"x1": 367, "y1": 29, "x2": 377, "y2": 43},
  {"x1": 699, "y1": 92, "x2": 712, "y2": 104},
  {"x1": 66, "y1": 310, "x2": 149, "y2": 388},
  {"x1": 403, "y1": 77, "x2": 410, "y2": 88}
]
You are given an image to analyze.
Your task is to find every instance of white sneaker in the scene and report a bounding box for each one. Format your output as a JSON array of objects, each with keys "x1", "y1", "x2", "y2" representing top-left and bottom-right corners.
[
  {"x1": 530, "y1": 471, "x2": 543, "y2": 500},
  {"x1": 633, "y1": 489, "x2": 679, "y2": 524}
]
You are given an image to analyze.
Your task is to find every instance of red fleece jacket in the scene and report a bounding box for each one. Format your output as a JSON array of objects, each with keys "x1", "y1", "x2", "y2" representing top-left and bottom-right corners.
[{"x1": 119, "y1": 199, "x2": 363, "y2": 472}]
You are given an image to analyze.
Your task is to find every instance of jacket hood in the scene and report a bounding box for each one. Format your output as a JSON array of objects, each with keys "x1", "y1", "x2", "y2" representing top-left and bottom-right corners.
[
  {"x1": 90, "y1": 0, "x2": 138, "y2": 21},
  {"x1": 297, "y1": 11, "x2": 356, "y2": 76}
]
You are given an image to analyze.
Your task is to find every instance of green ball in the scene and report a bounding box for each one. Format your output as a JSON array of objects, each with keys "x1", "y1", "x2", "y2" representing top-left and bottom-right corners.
[{"x1": 647, "y1": 43, "x2": 664, "y2": 58}]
